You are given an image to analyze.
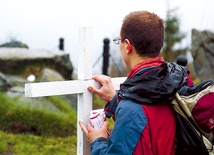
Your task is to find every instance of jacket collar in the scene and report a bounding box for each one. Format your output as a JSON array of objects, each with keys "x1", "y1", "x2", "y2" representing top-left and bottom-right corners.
[
  {"x1": 128, "y1": 57, "x2": 165, "y2": 78},
  {"x1": 119, "y1": 62, "x2": 187, "y2": 104}
]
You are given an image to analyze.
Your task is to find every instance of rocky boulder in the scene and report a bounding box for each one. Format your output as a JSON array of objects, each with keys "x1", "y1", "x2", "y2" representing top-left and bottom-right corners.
[
  {"x1": 191, "y1": 29, "x2": 214, "y2": 81},
  {"x1": 0, "y1": 48, "x2": 73, "y2": 80},
  {"x1": 0, "y1": 41, "x2": 29, "y2": 48},
  {"x1": 37, "y1": 68, "x2": 65, "y2": 82}
]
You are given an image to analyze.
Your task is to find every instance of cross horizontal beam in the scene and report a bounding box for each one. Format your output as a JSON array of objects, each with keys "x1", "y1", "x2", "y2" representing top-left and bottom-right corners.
[{"x1": 25, "y1": 77, "x2": 126, "y2": 97}]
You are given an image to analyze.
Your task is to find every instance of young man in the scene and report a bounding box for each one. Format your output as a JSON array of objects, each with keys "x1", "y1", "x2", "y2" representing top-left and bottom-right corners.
[{"x1": 79, "y1": 10, "x2": 193, "y2": 155}]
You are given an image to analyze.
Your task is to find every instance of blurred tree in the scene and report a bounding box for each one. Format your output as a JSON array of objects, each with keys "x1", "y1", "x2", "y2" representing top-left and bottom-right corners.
[
  {"x1": 108, "y1": 44, "x2": 129, "y2": 77},
  {"x1": 109, "y1": 54, "x2": 129, "y2": 77},
  {"x1": 161, "y1": 8, "x2": 188, "y2": 62}
]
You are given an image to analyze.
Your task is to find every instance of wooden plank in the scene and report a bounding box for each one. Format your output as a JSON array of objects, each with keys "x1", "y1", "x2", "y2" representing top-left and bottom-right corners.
[
  {"x1": 25, "y1": 80, "x2": 96, "y2": 97},
  {"x1": 25, "y1": 77, "x2": 126, "y2": 97},
  {"x1": 77, "y1": 27, "x2": 93, "y2": 155}
]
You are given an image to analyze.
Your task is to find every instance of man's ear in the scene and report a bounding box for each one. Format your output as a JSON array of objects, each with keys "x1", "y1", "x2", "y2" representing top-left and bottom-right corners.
[{"x1": 125, "y1": 39, "x2": 132, "y2": 54}]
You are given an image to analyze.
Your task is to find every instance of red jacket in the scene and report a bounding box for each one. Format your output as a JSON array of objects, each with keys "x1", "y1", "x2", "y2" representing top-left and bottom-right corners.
[{"x1": 91, "y1": 57, "x2": 193, "y2": 155}]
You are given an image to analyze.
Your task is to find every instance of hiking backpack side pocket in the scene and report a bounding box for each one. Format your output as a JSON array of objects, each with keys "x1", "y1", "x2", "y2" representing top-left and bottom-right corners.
[{"x1": 172, "y1": 80, "x2": 214, "y2": 154}]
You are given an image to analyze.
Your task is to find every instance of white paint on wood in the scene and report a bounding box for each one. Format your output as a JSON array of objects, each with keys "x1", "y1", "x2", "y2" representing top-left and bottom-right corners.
[
  {"x1": 77, "y1": 27, "x2": 93, "y2": 80},
  {"x1": 77, "y1": 27, "x2": 93, "y2": 155},
  {"x1": 24, "y1": 77, "x2": 126, "y2": 97}
]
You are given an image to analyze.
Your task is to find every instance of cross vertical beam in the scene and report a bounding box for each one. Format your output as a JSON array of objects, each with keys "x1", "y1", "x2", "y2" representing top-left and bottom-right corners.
[{"x1": 77, "y1": 27, "x2": 93, "y2": 155}]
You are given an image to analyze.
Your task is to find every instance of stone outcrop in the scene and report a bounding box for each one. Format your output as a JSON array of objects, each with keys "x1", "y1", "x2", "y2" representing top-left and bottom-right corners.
[
  {"x1": 0, "y1": 48, "x2": 73, "y2": 80},
  {"x1": 37, "y1": 68, "x2": 65, "y2": 82},
  {"x1": 0, "y1": 41, "x2": 29, "y2": 48},
  {"x1": 0, "y1": 72, "x2": 10, "y2": 91},
  {"x1": 191, "y1": 29, "x2": 214, "y2": 81}
]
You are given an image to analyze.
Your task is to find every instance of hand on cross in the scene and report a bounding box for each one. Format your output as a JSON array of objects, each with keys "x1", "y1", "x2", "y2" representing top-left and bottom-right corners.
[{"x1": 87, "y1": 75, "x2": 116, "y2": 102}]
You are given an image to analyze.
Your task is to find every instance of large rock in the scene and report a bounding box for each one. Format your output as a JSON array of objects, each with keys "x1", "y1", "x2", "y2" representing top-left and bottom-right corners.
[
  {"x1": 0, "y1": 48, "x2": 73, "y2": 80},
  {"x1": 37, "y1": 68, "x2": 65, "y2": 82},
  {"x1": 0, "y1": 41, "x2": 29, "y2": 48},
  {"x1": 191, "y1": 29, "x2": 214, "y2": 81},
  {"x1": 0, "y1": 71, "x2": 10, "y2": 91}
]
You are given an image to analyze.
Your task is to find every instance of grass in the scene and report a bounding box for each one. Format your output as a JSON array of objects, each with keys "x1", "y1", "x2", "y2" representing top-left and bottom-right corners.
[
  {"x1": 0, "y1": 93, "x2": 77, "y2": 137},
  {"x1": 0, "y1": 91, "x2": 114, "y2": 154},
  {"x1": 0, "y1": 131, "x2": 77, "y2": 155},
  {"x1": 0, "y1": 92, "x2": 78, "y2": 154}
]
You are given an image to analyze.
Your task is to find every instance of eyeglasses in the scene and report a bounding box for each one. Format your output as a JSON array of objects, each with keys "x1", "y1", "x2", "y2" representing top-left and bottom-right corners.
[{"x1": 113, "y1": 37, "x2": 121, "y2": 45}]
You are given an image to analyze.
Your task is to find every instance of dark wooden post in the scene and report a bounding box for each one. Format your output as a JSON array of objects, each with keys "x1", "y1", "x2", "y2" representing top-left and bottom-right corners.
[
  {"x1": 102, "y1": 38, "x2": 110, "y2": 75},
  {"x1": 176, "y1": 55, "x2": 188, "y2": 66},
  {"x1": 59, "y1": 38, "x2": 64, "y2": 51}
]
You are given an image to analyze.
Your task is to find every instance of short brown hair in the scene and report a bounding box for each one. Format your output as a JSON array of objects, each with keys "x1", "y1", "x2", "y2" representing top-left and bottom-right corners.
[{"x1": 120, "y1": 11, "x2": 164, "y2": 58}]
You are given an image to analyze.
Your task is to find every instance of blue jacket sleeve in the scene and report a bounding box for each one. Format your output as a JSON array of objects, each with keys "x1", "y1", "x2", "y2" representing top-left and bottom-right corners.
[
  {"x1": 90, "y1": 99, "x2": 148, "y2": 155},
  {"x1": 104, "y1": 94, "x2": 118, "y2": 119}
]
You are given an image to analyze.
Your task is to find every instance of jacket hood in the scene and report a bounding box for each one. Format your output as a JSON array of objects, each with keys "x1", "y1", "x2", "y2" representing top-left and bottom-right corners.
[{"x1": 118, "y1": 62, "x2": 187, "y2": 104}]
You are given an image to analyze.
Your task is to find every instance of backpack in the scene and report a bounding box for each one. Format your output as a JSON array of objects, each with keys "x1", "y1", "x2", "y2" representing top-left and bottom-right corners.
[{"x1": 171, "y1": 80, "x2": 214, "y2": 155}]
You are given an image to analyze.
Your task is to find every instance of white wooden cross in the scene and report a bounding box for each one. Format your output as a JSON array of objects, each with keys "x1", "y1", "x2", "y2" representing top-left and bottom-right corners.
[{"x1": 25, "y1": 27, "x2": 126, "y2": 155}]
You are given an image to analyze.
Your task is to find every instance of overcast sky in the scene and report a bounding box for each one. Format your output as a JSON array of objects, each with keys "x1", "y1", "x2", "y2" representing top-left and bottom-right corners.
[{"x1": 1, "y1": 0, "x2": 214, "y2": 74}]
